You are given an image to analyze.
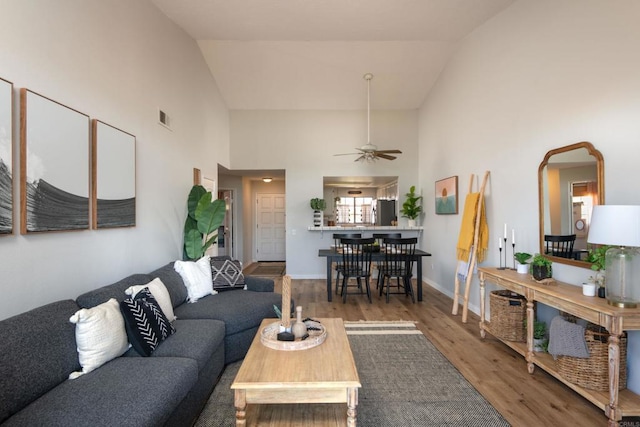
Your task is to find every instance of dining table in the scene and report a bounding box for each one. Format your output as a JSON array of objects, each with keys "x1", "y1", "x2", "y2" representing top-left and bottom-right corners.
[{"x1": 318, "y1": 248, "x2": 432, "y2": 302}]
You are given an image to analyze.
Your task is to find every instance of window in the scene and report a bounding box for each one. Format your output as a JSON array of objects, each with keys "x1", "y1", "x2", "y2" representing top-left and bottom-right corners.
[{"x1": 336, "y1": 197, "x2": 373, "y2": 224}]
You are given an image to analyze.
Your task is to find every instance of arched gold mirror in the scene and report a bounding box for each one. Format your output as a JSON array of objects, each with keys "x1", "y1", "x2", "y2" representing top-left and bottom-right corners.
[{"x1": 538, "y1": 141, "x2": 604, "y2": 268}]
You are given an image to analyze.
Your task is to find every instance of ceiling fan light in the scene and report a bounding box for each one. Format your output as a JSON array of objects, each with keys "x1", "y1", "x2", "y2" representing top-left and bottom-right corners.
[{"x1": 262, "y1": 177, "x2": 273, "y2": 183}]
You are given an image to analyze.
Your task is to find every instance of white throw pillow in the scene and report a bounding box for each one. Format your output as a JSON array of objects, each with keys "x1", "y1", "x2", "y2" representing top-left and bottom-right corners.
[
  {"x1": 125, "y1": 278, "x2": 177, "y2": 322},
  {"x1": 68, "y1": 298, "x2": 130, "y2": 379},
  {"x1": 174, "y1": 256, "x2": 217, "y2": 303}
]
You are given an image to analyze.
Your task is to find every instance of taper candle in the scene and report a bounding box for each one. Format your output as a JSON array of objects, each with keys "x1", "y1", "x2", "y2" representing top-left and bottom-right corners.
[
  {"x1": 499, "y1": 236, "x2": 502, "y2": 249},
  {"x1": 504, "y1": 223, "x2": 507, "y2": 239},
  {"x1": 512, "y1": 229, "x2": 515, "y2": 244}
]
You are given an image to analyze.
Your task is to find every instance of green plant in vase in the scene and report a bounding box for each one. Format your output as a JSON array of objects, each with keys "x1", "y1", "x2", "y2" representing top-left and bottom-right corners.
[
  {"x1": 400, "y1": 185, "x2": 422, "y2": 226},
  {"x1": 183, "y1": 185, "x2": 226, "y2": 260},
  {"x1": 531, "y1": 254, "x2": 552, "y2": 281},
  {"x1": 587, "y1": 245, "x2": 610, "y2": 297},
  {"x1": 310, "y1": 198, "x2": 326, "y2": 227},
  {"x1": 514, "y1": 252, "x2": 532, "y2": 274}
]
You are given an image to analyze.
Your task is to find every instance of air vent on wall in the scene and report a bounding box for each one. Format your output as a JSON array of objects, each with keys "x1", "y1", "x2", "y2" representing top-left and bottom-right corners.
[{"x1": 158, "y1": 108, "x2": 172, "y2": 130}]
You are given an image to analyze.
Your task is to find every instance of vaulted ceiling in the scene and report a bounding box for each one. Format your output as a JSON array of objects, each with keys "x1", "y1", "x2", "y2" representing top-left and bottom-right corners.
[{"x1": 151, "y1": 0, "x2": 514, "y2": 110}]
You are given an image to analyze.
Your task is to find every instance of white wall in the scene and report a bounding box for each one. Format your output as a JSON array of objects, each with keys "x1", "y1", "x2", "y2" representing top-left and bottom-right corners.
[
  {"x1": 418, "y1": 0, "x2": 640, "y2": 393},
  {"x1": 229, "y1": 109, "x2": 420, "y2": 278},
  {"x1": 0, "y1": 0, "x2": 229, "y2": 319}
]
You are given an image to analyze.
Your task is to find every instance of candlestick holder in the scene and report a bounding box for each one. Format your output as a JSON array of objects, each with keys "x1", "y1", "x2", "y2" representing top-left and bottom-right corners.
[
  {"x1": 498, "y1": 247, "x2": 505, "y2": 270},
  {"x1": 511, "y1": 243, "x2": 516, "y2": 270}
]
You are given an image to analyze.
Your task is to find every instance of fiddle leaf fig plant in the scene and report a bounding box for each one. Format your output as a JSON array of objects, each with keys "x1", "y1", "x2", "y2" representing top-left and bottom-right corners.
[
  {"x1": 183, "y1": 185, "x2": 226, "y2": 260},
  {"x1": 400, "y1": 185, "x2": 422, "y2": 220}
]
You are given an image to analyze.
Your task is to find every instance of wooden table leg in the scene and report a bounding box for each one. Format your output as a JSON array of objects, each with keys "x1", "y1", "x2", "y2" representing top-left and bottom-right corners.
[
  {"x1": 479, "y1": 272, "x2": 486, "y2": 338},
  {"x1": 606, "y1": 324, "x2": 622, "y2": 426},
  {"x1": 417, "y1": 257, "x2": 423, "y2": 301},
  {"x1": 347, "y1": 387, "x2": 358, "y2": 427},
  {"x1": 326, "y1": 257, "x2": 333, "y2": 302},
  {"x1": 526, "y1": 299, "x2": 535, "y2": 374},
  {"x1": 234, "y1": 389, "x2": 247, "y2": 426}
]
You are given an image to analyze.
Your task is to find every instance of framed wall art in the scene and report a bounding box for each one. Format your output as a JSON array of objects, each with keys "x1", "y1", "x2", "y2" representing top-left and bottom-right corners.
[
  {"x1": 92, "y1": 119, "x2": 136, "y2": 228},
  {"x1": 435, "y1": 175, "x2": 458, "y2": 215},
  {"x1": 0, "y1": 77, "x2": 13, "y2": 235},
  {"x1": 20, "y1": 89, "x2": 90, "y2": 233}
]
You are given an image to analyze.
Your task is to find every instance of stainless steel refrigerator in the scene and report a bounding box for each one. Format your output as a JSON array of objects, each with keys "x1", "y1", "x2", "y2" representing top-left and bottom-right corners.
[{"x1": 375, "y1": 200, "x2": 396, "y2": 226}]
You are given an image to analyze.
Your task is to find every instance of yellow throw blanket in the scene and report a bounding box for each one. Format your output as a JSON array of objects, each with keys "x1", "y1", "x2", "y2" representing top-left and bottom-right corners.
[{"x1": 456, "y1": 193, "x2": 489, "y2": 263}]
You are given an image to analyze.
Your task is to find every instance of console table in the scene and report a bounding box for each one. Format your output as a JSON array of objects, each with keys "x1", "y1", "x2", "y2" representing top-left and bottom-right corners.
[{"x1": 478, "y1": 267, "x2": 640, "y2": 426}]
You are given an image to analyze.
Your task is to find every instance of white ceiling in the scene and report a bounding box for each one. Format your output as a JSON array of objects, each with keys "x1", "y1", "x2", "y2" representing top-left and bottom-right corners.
[{"x1": 151, "y1": 0, "x2": 514, "y2": 110}]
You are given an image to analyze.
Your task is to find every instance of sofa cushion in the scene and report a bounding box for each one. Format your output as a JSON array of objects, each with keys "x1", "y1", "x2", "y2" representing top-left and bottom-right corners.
[
  {"x1": 148, "y1": 262, "x2": 189, "y2": 309},
  {"x1": 124, "y1": 319, "x2": 225, "y2": 371},
  {"x1": 174, "y1": 256, "x2": 216, "y2": 303},
  {"x1": 125, "y1": 278, "x2": 176, "y2": 322},
  {"x1": 120, "y1": 289, "x2": 175, "y2": 357},
  {"x1": 173, "y1": 290, "x2": 282, "y2": 336},
  {"x1": 0, "y1": 300, "x2": 81, "y2": 424},
  {"x1": 210, "y1": 256, "x2": 245, "y2": 291},
  {"x1": 69, "y1": 299, "x2": 130, "y2": 378},
  {"x1": 76, "y1": 274, "x2": 154, "y2": 308},
  {"x1": 3, "y1": 357, "x2": 198, "y2": 427}
]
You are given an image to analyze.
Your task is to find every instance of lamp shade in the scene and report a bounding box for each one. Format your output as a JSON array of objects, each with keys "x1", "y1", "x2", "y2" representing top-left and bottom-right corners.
[{"x1": 587, "y1": 205, "x2": 640, "y2": 247}]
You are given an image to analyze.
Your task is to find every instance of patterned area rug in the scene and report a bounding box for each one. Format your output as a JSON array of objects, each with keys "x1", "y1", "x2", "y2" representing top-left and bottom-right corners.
[
  {"x1": 195, "y1": 321, "x2": 509, "y2": 426},
  {"x1": 245, "y1": 262, "x2": 285, "y2": 277}
]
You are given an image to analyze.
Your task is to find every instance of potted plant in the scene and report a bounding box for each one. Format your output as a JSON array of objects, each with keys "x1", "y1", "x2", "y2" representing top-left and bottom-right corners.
[
  {"x1": 310, "y1": 198, "x2": 326, "y2": 227},
  {"x1": 183, "y1": 185, "x2": 226, "y2": 260},
  {"x1": 533, "y1": 320, "x2": 547, "y2": 352},
  {"x1": 514, "y1": 252, "x2": 532, "y2": 274},
  {"x1": 587, "y1": 245, "x2": 610, "y2": 298},
  {"x1": 531, "y1": 254, "x2": 553, "y2": 281},
  {"x1": 400, "y1": 185, "x2": 422, "y2": 227}
]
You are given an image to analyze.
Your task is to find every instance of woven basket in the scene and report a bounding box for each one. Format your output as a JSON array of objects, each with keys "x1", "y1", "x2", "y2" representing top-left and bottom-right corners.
[
  {"x1": 489, "y1": 290, "x2": 527, "y2": 342},
  {"x1": 557, "y1": 326, "x2": 627, "y2": 391}
]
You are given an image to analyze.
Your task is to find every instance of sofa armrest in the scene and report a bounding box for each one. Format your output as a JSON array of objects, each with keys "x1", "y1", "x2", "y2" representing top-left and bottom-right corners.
[{"x1": 244, "y1": 276, "x2": 274, "y2": 292}]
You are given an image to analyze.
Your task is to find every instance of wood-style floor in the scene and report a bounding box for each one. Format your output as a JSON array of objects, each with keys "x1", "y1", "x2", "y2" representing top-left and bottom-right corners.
[{"x1": 268, "y1": 276, "x2": 608, "y2": 427}]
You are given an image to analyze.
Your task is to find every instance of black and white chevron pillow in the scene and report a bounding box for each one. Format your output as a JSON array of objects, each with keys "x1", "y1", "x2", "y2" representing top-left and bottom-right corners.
[{"x1": 120, "y1": 287, "x2": 175, "y2": 356}]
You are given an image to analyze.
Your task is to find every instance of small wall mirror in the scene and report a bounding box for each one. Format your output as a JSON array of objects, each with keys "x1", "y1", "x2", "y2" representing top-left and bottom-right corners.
[{"x1": 538, "y1": 141, "x2": 604, "y2": 268}]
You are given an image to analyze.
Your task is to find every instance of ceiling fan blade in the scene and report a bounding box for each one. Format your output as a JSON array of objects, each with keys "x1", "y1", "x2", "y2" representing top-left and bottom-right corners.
[
  {"x1": 374, "y1": 149, "x2": 402, "y2": 154},
  {"x1": 354, "y1": 155, "x2": 366, "y2": 162},
  {"x1": 333, "y1": 153, "x2": 359, "y2": 156},
  {"x1": 375, "y1": 153, "x2": 397, "y2": 160}
]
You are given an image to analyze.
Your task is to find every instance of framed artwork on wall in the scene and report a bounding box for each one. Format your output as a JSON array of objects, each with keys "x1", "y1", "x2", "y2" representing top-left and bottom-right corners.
[
  {"x1": 0, "y1": 77, "x2": 13, "y2": 235},
  {"x1": 20, "y1": 89, "x2": 90, "y2": 233},
  {"x1": 435, "y1": 175, "x2": 458, "y2": 215},
  {"x1": 92, "y1": 119, "x2": 136, "y2": 229}
]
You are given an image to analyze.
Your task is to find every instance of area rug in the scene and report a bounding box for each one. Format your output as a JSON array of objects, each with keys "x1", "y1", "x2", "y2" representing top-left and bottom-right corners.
[
  {"x1": 245, "y1": 262, "x2": 285, "y2": 277},
  {"x1": 195, "y1": 321, "x2": 509, "y2": 427}
]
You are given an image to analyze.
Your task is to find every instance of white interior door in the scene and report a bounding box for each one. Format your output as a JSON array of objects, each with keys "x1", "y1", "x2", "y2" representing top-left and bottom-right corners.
[{"x1": 256, "y1": 193, "x2": 286, "y2": 261}]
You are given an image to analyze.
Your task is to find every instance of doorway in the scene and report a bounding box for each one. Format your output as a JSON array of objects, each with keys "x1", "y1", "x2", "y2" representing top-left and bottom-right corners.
[
  {"x1": 217, "y1": 189, "x2": 234, "y2": 258},
  {"x1": 256, "y1": 193, "x2": 285, "y2": 261}
]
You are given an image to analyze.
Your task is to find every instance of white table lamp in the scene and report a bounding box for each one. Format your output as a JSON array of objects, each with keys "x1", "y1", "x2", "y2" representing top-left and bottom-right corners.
[{"x1": 587, "y1": 205, "x2": 640, "y2": 307}]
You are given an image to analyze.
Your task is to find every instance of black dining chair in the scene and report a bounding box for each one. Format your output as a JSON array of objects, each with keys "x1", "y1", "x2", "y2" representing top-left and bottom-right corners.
[
  {"x1": 339, "y1": 237, "x2": 375, "y2": 303},
  {"x1": 544, "y1": 234, "x2": 576, "y2": 259},
  {"x1": 379, "y1": 237, "x2": 418, "y2": 303},
  {"x1": 333, "y1": 233, "x2": 362, "y2": 295},
  {"x1": 372, "y1": 233, "x2": 402, "y2": 289}
]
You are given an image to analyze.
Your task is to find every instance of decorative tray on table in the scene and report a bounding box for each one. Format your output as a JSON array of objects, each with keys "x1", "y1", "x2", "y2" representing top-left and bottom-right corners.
[{"x1": 260, "y1": 321, "x2": 327, "y2": 351}]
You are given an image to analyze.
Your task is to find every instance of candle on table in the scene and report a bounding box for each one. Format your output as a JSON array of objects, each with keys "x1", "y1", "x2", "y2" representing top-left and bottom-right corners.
[
  {"x1": 499, "y1": 237, "x2": 502, "y2": 249},
  {"x1": 504, "y1": 223, "x2": 507, "y2": 239},
  {"x1": 512, "y1": 229, "x2": 515, "y2": 244}
]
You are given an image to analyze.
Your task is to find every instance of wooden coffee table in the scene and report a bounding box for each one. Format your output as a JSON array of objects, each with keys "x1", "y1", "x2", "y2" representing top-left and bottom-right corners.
[{"x1": 231, "y1": 318, "x2": 361, "y2": 426}]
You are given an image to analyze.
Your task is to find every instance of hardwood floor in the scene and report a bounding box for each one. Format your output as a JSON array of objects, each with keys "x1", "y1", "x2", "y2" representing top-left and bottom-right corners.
[{"x1": 271, "y1": 276, "x2": 608, "y2": 427}]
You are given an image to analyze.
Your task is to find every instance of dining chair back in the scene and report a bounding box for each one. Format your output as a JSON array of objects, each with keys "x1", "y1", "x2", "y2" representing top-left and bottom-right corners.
[
  {"x1": 379, "y1": 237, "x2": 418, "y2": 303},
  {"x1": 339, "y1": 237, "x2": 375, "y2": 303},
  {"x1": 332, "y1": 233, "x2": 362, "y2": 295},
  {"x1": 544, "y1": 234, "x2": 576, "y2": 259}
]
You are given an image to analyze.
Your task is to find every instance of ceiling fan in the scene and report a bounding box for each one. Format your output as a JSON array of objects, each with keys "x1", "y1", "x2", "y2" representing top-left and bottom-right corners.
[{"x1": 334, "y1": 73, "x2": 402, "y2": 162}]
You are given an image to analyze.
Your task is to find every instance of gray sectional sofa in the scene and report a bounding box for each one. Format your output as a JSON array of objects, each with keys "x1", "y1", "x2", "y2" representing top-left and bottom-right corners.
[{"x1": 0, "y1": 259, "x2": 283, "y2": 426}]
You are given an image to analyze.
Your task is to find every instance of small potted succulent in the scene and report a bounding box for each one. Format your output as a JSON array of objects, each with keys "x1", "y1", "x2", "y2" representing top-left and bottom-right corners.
[
  {"x1": 531, "y1": 254, "x2": 553, "y2": 281},
  {"x1": 533, "y1": 320, "x2": 547, "y2": 352},
  {"x1": 514, "y1": 252, "x2": 532, "y2": 274},
  {"x1": 587, "y1": 245, "x2": 610, "y2": 298}
]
